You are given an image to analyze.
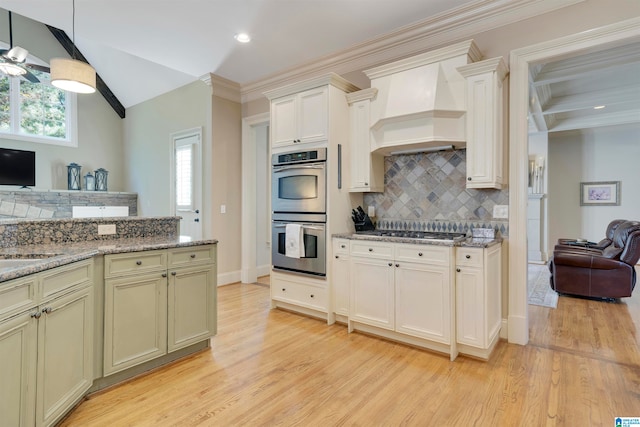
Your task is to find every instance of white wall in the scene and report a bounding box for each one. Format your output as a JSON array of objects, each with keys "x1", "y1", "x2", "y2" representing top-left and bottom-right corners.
[
  {"x1": 548, "y1": 125, "x2": 640, "y2": 249},
  {"x1": 123, "y1": 80, "x2": 211, "y2": 218},
  {"x1": 0, "y1": 10, "x2": 125, "y2": 192}
]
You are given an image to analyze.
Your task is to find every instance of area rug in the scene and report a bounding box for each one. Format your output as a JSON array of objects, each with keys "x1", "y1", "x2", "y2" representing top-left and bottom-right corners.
[{"x1": 527, "y1": 263, "x2": 559, "y2": 308}]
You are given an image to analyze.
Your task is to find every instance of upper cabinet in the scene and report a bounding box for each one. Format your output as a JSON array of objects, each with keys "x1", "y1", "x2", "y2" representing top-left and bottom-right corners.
[
  {"x1": 265, "y1": 74, "x2": 359, "y2": 150},
  {"x1": 346, "y1": 88, "x2": 384, "y2": 192},
  {"x1": 458, "y1": 57, "x2": 509, "y2": 189}
]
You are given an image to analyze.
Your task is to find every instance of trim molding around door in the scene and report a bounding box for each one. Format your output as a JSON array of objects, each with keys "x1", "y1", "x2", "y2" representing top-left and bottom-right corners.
[
  {"x1": 241, "y1": 112, "x2": 270, "y2": 284},
  {"x1": 170, "y1": 127, "x2": 203, "y2": 239},
  {"x1": 508, "y1": 17, "x2": 640, "y2": 345}
]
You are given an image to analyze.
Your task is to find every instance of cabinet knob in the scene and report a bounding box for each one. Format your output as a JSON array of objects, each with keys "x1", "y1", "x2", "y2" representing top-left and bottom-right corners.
[
  {"x1": 162, "y1": 273, "x2": 167, "y2": 278},
  {"x1": 335, "y1": 255, "x2": 339, "y2": 259},
  {"x1": 467, "y1": 177, "x2": 472, "y2": 181},
  {"x1": 341, "y1": 244, "x2": 346, "y2": 249},
  {"x1": 136, "y1": 260, "x2": 142, "y2": 265},
  {"x1": 190, "y1": 254, "x2": 197, "y2": 259},
  {"x1": 418, "y1": 252, "x2": 423, "y2": 256},
  {"x1": 282, "y1": 288, "x2": 286, "y2": 292},
  {"x1": 194, "y1": 218, "x2": 200, "y2": 222},
  {"x1": 395, "y1": 263, "x2": 399, "y2": 267},
  {"x1": 42, "y1": 307, "x2": 52, "y2": 314},
  {"x1": 456, "y1": 268, "x2": 461, "y2": 272},
  {"x1": 466, "y1": 255, "x2": 471, "y2": 259},
  {"x1": 171, "y1": 271, "x2": 177, "y2": 276},
  {"x1": 310, "y1": 294, "x2": 315, "y2": 298},
  {"x1": 31, "y1": 311, "x2": 41, "y2": 319},
  {"x1": 388, "y1": 263, "x2": 393, "y2": 267},
  {"x1": 364, "y1": 182, "x2": 369, "y2": 186},
  {"x1": 368, "y1": 248, "x2": 373, "y2": 252}
]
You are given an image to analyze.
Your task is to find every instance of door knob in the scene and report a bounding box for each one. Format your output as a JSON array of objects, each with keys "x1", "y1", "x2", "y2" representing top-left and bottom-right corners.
[{"x1": 195, "y1": 209, "x2": 200, "y2": 214}]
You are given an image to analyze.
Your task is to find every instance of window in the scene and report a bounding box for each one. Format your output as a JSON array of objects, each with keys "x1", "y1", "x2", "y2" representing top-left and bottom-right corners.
[
  {"x1": 175, "y1": 143, "x2": 194, "y2": 210},
  {"x1": 0, "y1": 67, "x2": 77, "y2": 147}
]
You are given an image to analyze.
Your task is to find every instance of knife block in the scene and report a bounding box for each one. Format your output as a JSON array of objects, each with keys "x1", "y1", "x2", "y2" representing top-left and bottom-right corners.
[{"x1": 354, "y1": 215, "x2": 375, "y2": 232}]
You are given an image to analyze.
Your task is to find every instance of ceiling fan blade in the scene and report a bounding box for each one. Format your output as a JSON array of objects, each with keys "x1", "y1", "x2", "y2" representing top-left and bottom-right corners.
[
  {"x1": 22, "y1": 69, "x2": 40, "y2": 83},
  {"x1": 26, "y1": 63, "x2": 50, "y2": 73}
]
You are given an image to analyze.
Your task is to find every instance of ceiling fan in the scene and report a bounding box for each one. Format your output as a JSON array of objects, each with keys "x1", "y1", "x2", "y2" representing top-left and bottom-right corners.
[{"x1": 0, "y1": 11, "x2": 50, "y2": 83}]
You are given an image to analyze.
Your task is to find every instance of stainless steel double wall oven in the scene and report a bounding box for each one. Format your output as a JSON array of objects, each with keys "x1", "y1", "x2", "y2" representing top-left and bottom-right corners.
[{"x1": 271, "y1": 148, "x2": 327, "y2": 277}]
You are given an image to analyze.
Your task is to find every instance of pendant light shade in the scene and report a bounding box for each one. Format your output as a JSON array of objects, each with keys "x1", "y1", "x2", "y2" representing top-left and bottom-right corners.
[
  {"x1": 50, "y1": 0, "x2": 97, "y2": 94},
  {"x1": 50, "y1": 58, "x2": 96, "y2": 93}
]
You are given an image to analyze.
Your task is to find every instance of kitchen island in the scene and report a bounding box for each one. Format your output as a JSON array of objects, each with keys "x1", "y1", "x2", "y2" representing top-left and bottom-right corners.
[
  {"x1": 331, "y1": 232, "x2": 502, "y2": 361},
  {"x1": 0, "y1": 217, "x2": 217, "y2": 427}
]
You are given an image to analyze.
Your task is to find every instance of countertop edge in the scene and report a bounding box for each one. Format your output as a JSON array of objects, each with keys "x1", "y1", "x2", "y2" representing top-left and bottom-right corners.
[{"x1": 332, "y1": 233, "x2": 502, "y2": 248}]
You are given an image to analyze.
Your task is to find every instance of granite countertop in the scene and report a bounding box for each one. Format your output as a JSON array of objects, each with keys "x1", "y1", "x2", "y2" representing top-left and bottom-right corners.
[
  {"x1": 332, "y1": 232, "x2": 502, "y2": 248},
  {"x1": 0, "y1": 236, "x2": 218, "y2": 283}
]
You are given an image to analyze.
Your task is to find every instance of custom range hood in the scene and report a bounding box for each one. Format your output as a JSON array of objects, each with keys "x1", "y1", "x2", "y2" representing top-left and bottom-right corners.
[{"x1": 364, "y1": 40, "x2": 481, "y2": 155}]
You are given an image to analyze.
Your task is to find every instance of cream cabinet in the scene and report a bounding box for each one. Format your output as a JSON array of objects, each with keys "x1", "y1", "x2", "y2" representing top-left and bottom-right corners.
[
  {"x1": 103, "y1": 245, "x2": 217, "y2": 376},
  {"x1": 0, "y1": 259, "x2": 94, "y2": 427},
  {"x1": 331, "y1": 239, "x2": 350, "y2": 317},
  {"x1": 347, "y1": 240, "x2": 455, "y2": 356},
  {"x1": 346, "y1": 88, "x2": 384, "y2": 192},
  {"x1": 458, "y1": 57, "x2": 508, "y2": 189},
  {"x1": 270, "y1": 86, "x2": 328, "y2": 148},
  {"x1": 455, "y1": 244, "x2": 502, "y2": 359}
]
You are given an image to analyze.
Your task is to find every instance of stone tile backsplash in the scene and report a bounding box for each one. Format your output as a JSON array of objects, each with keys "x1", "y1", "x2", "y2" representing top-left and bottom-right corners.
[{"x1": 363, "y1": 149, "x2": 509, "y2": 235}]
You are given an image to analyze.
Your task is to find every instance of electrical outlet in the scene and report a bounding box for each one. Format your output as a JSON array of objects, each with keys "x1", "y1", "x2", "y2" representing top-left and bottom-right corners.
[
  {"x1": 98, "y1": 224, "x2": 116, "y2": 235},
  {"x1": 220, "y1": 205, "x2": 226, "y2": 214},
  {"x1": 493, "y1": 205, "x2": 508, "y2": 219},
  {"x1": 368, "y1": 205, "x2": 375, "y2": 217}
]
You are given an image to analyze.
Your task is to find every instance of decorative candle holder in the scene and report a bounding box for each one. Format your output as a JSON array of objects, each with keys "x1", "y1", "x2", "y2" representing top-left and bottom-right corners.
[
  {"x1": 95, "y1": 168, "x2": 108, "y2": 191},
  {"x1": 67, "y1": 163, "x2": 82, "y2": 190},
  {"x1": 84, "y1": 172, "x2": 95, "y2": 191}
]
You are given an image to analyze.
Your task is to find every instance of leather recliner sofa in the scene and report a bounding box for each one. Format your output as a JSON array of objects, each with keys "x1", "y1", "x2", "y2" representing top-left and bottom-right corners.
[
  {"x1": 548, "y1": 220, "x2": 640, "y2": 299},
  {"x1": 554, "y1": 219, "x2": 626, "y2": 254}
]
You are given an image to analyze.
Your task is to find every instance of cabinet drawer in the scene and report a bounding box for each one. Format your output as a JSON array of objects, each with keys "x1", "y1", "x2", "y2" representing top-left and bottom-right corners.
[
  {"x1": 333, "y1": 239, "x2": 349, "y2": 255},
  {"x1": 0, "y1": 275, "x2": 37, "y2": 318},
  {"x1": 105, "y1": 250, "x2": 167, "y2": 278},
  {"x1": 272, "y1": 281, "x2": 328, "y2": 312},
  {"x1": 456, "y1": 248, "x2": 483, "y2": 267},
  {"x1": 350, "y1": 241, "x2": 392, "y2": 259},
  {"x1": 395, "y1": 244, "x2": 450, "y2": 265},
  {"x1": 168, "y1": 245, "x2": 216, "y2": 268},
  {"x1": 40, "y1": 259, "x2": 93, "y2": 300}
]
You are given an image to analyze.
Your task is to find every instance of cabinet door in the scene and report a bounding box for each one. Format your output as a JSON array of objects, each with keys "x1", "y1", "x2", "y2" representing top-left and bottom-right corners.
[
  {"x1": 456, "y1": 265, "x2": 485, "y2": 348},
  {"x1": 271, "y1": 94, "x2": 297, "y2": 148},
  {"x1": 37, "y1": 286, "x2": 93, "y2": 427},
  {"x1": 332, "y1": 253, "x2": 350, "y2": 316},
  {"x1": 0, "y1": 311, "x2": 37, "y2": 427},
  {"x1": 395, "y1": 262, "x2": 451, "y2": 344},
  {"x1": 104, "y1": 273, "x2": 167, "y2": 376},
  {"x1": 350, "y1": 257, "x2": 394, "y2": 330},
  {"x1": 297, "y1": 86, "x2": 327, "y2": 144},
  {"x1": 167, "y1": 265, "x2": 217, "y2": 353}
]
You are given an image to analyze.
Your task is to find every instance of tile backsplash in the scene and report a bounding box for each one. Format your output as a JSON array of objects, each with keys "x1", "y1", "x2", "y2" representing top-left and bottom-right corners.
[{"x1": 363, "y1": 149, "x2": 509, "y2": 235}]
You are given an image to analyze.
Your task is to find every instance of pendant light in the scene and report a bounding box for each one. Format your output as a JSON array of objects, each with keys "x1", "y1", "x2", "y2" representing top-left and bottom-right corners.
[{"x1": 50, "y1": 0, "x2": 96, "y2": 94}]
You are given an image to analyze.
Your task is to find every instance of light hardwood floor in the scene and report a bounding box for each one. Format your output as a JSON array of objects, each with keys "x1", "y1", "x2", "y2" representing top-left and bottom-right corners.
[{"x1": 60, "y1": 275, "x2": 640, "y2": 426}]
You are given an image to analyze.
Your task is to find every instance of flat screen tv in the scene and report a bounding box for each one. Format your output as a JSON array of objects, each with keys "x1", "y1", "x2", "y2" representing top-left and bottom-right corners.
[{"x1": 0, "y1": 148, "x2": 36, "y2": 187}]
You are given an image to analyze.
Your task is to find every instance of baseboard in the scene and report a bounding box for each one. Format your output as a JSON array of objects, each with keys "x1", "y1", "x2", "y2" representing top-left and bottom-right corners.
[{"x1": 218, "y1": 270, "x2": 241, "y2": 286}]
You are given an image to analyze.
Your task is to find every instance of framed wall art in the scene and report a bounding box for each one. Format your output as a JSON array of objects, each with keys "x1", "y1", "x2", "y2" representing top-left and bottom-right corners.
[{"x1": 580, "y1": 181, "x2": 620, "y2": 206}]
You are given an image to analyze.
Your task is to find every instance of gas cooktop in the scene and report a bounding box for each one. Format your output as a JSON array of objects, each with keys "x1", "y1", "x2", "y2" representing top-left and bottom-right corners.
[{"x1": 355, "y1": 230, "x2": 467, "y2": 242}]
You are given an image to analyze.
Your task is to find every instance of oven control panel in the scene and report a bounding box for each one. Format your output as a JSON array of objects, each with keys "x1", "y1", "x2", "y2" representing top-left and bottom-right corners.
[{"x1": 273, "y1": 148, "x2": 327, "y2": 165}]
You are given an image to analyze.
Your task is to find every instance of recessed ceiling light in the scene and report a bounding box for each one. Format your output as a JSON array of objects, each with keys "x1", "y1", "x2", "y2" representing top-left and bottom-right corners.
[
  {"x1": 234, "y1": 33, "x2": 251, "y2": 43},
  {"x1": 593, "y1": 105, "x2": 606, "y2": 110}
]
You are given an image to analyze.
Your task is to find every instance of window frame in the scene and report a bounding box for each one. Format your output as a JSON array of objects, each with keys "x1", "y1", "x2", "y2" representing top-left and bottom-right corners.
[{"x1": 0, "y1": 51, "x2": 78, "y2": 148}]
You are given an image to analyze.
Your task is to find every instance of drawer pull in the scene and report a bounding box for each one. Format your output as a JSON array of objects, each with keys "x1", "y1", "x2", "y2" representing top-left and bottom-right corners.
[
  {"x1": 136, "y1": 261, "x2": 142, "y2": 266},
  {"x1": 466, "y1": 255, "x2": 471, "y2": 259},
  {"x1": 162, "y1": 273, "x2": 167, "y2": 278},
  {"x1": 190, "y1": 254, "x2": 196, "y2": 259},
  {"x1": 282, "y1": 288, "x2": 286, "y2": 292},
  {"x1": 456, "y1": 268, "x2": 461, "y2": 272},
  {"x1": 42, "y1": 307, "x2": 52, "y2": 314},
  {"x1": 388, "y1": 263, "x2": 392, "y2": 267},
  {"x1": 395, "y1": 263, "x2": 399, "y2": 267},
  {"x1": 310, "y1": 294, "x2": 315, "y2": 298},
  {"x1": 368, "y1": 248, "x2": 373, "y2": 252},
  {"x1": 335, "y1": 255, "x2": 339, "y2": 259},
  {"x1": 418, "y1": 252, "x2": 423, "y2": 256},
  {"x1": 31, "y1": 311, "x2": 41, "y2": 319},
  {"x1": 171, "y1": 271, "x2": 177, "y2": 276},
  {"x1": 341, "y1": 244, "x2": 346, "y2": 249}
]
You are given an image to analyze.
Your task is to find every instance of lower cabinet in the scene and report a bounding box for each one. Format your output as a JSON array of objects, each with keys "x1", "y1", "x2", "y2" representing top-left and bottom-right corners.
[
  {"x1": 349, "y1": 256, "x2": 395, "y2": 330},
  {"x1": 0, "y1": 259, "x2": 94, "y2": 427},
  {"x1": 103, "y1": 245, "x2": 217, "y2": 376}
]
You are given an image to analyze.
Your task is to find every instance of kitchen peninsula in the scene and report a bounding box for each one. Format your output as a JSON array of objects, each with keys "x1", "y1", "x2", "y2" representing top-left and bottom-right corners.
[{"x1": 0, "y1": 216, "x2": 217, "y2": 427}]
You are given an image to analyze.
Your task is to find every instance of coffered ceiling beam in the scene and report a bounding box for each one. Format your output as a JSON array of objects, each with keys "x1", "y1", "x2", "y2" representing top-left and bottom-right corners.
[{"x1": 46, "y1": 25, "x2": 125, "y2": 119}]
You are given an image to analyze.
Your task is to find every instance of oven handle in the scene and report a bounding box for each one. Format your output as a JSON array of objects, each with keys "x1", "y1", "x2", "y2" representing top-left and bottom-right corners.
[
  {"x1": 273, "y1": 164, "x2": 325, "y2": 172},
  {"x1": 273, "y1": 224, "x2": 325, "y2": 231}
]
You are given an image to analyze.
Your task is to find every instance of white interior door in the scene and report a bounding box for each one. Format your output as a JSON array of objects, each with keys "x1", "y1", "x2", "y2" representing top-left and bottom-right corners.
[{"x1": 171, "y1": 129, "x2": 202, "y2": 240}]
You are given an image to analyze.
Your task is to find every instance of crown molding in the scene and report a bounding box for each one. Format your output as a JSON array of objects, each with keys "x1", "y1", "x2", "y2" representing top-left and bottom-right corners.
[
  {"x1": 203, "y1": 73, "x2": 241, "y2": 103},
  {"x1": 263, "y1": 72, "x2": 360, "y2": 100},
  {"x1": 240, "y1": 0, "x2": 585, "y2": 103},
  {"x1": 346, "y1": 88, "x2": 378, "y2": 104}
]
